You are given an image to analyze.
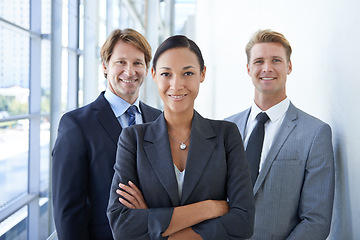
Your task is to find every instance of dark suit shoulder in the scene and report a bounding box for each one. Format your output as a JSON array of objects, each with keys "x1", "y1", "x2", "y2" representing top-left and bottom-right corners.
[
  {"x1": 139, "y1": 101, "x2": 162, "y2": 123},
  {"x1": 62, "y1": 103, "x2": 93, "y2": 121},
  {"x1": 61, "y1": 93, "x2": 111, "y2": 121},
  {"x1": 139, "y1": 101, "x2": 161, "y2": 113}
]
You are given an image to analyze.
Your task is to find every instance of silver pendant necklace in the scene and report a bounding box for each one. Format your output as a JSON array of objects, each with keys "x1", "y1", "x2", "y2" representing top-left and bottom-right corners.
[{"x1": 168, "y1": 132, "x2": 191, "y2": 150}]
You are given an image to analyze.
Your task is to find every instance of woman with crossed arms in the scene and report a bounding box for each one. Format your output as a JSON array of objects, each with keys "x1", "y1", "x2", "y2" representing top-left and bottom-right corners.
[{"x1": 107, "y1": 35, "x2": 254, "y2": 240}]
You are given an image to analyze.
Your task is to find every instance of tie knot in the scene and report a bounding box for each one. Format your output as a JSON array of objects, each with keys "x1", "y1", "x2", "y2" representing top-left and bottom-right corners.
[
  {"x1": 126, "y1": 105, "x2": 137, "y2": 116},
  {"x1": 256, "y1": 112, "x2": 269, "y2": 124}
]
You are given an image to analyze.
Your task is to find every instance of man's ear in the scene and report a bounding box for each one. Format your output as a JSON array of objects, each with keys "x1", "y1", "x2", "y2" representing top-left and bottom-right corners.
[
  {"x1": 247, "y1": 64, "x2": 251, "y2": 76},
  {"x1": 102, "y1": 62, "x2": 108, "y2": 74},
  {"x1": 151, "y1": 67, "x2": 156, "y2": 82},
  {"x1": 287, "y1": 60, "x2": 292, "y2": 75}
]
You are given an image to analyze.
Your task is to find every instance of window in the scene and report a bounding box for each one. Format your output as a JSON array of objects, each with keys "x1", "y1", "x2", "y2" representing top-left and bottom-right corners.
[{"x1": 0, "y1": 0, "x2": 189, "y2": 238}]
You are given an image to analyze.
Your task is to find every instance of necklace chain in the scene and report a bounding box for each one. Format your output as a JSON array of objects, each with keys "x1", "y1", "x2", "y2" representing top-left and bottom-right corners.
[{"x1": 168, "y1": 132, "x2": 190, "y2": 150}]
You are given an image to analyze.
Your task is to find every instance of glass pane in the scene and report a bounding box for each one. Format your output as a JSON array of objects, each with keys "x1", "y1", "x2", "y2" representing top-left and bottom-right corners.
[
  {"x1": 62, "y1": 1, "x2": 68, "y2": 47},
  {"x1": 40, "y1": 117, "x2": 50, "y2": 187},
  {"x1": 0, "y1": 119, "x2": 29, "y2": 209},
  {"x1": 41, "y1": 40, "x2": 51, "y2": 115},
  {"x1": 0, "y1": 27, "x2": 29, "y2": 117},
  {"x1": 61, "y1": 49, "x2": 68, "y2": 112},
  {"x1": 174, "y1": 1, "x2": 196, "y2": 35},
  {"x1": 79, "y1": 1, "x2": 84, "y2": 51},
  {"x1": 41, "y1": 0, "x2": 51, "y2": 34},
  {"x1": 39, "y1": 197, "x2": 55, "y2": 239},
  {"x1": 0, "y1": 205, "x2": 28, "y2": 239},
  {"x1": 0, "y1": 0, "x2": 30, "y2": 29},
  {"x1": 78, "y1": 55, "x2": 84, "y2": 107}
]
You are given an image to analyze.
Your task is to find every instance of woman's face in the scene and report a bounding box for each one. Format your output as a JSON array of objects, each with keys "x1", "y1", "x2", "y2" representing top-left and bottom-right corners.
[{"x1": 152, "y1": 47, "x2": 206, "y2": 115}]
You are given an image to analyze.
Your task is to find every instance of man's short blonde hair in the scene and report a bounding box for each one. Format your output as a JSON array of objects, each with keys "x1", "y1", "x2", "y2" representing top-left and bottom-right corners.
[{"x1": 246, "y1": 29, "x2": 292, "y2": 63}]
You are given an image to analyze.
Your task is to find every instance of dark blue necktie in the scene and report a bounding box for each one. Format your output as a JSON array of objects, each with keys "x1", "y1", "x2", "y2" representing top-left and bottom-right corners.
[
  {"x1": 246, "y1": 112, "x2": 270, "y2": 186},
  {"x1": 126, "y1": 105, "x2": 137, "y2": 126}
]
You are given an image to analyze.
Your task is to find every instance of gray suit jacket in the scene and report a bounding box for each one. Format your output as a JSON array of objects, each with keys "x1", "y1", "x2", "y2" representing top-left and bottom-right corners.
[
  {"x1": 225, "y1": 102, "x2": 335, "y2": 240},
  {"x1": 107, "y1": 111, "x2": 255, "y2": 240}
]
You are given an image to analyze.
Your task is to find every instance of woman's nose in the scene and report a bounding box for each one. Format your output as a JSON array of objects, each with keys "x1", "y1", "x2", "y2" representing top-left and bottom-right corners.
[{"x1": 170, "y1": 75, "x2": 183, "y2": 90}]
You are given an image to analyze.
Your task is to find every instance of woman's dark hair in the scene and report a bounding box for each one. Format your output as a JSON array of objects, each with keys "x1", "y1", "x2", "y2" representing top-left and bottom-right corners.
[{"x1": 152, "y1": 35, "x2": 204, "y2": 71}]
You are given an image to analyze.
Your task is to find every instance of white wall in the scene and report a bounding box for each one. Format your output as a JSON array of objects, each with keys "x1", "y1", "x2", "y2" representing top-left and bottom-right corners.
[{"x1": 194, "y1": 0, "x2": 360, "y2": 239}]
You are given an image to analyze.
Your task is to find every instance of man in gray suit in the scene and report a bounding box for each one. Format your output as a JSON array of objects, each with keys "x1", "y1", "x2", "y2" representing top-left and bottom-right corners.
[{"x1": 225, "y1": 29, "x2": 335, "y2": 240}]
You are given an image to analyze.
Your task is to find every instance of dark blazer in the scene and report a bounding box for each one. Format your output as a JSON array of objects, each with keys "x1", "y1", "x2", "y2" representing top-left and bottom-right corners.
[
  {"x1": 107, "y1": 111, "x2": 255, "y2": 240},
  {"x1": 52, "y1": 92, "x2": 161, "y2": 240},
  {"x1": 225, "y1": 102, "x2": 335, "y2": 240}
]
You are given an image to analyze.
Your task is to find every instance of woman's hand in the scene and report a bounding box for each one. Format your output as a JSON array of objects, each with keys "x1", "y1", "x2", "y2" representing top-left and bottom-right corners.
[
  {"x1": 117, "y1": 181, "x2": 148, "y2": 209},
  {"x1": 162, "y1": 199, "x2": 229, "y2": 237}
]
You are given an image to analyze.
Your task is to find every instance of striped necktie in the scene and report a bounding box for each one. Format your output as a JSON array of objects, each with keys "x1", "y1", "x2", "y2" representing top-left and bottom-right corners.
[{"x1": 125, "y1": 105, "x2": 137, "y2": 126}]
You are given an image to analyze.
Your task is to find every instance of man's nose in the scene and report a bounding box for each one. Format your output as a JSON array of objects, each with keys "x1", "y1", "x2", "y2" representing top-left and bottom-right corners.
[
  {"x1": 262, "y1": 62, "x2": 273, "y2": 72},
  {"x1": 124, "y1": 64, "x2": 135, "y2": 76}
]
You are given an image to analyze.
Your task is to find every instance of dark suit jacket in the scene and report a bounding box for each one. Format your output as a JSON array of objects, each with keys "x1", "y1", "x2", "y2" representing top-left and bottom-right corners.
[
  {"x1": 107, "y1": 111, "x2": 255, "y2": 240},
  {"x1": 52, "y1": 92, "x2": 161, "y2": 240},
  {"x1": 225, "y1": 102, "x2": 335, "y2": 240}
]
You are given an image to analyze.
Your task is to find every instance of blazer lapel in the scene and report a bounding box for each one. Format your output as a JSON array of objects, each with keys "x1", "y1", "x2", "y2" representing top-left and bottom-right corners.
[
  {"x1": 93, "y1": 93, "x2": 122, "y2": 144},
  {"x1": 181, "y1": 111, "x2": 216, "y2": 205},
  {"x1": 143, "y1": 114, "x2": 180, "y2": 206},
  {"x1": 253, "y1": 103, "x2": 298, "y2": 194},
  {"x1": 238, "y1": 108, "x2": 251, "y2": 141},
  {"x1": 139, "y1": 101, "x2": 161, "y2": 123}
]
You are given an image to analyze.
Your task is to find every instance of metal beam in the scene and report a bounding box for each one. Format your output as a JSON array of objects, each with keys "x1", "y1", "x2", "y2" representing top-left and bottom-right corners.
[
  {"x1": 0, "y1": 194, "x2": 37, "y2": 222},
  {"x1": 68, "y1": 0, "x2": 80, "y2": 110},
  {"x1": 122, "y1": 0, "x2": 145, "y2": 31},
  {"x1": 83, "y1": 0, "x2": 99, "y2": 105}
]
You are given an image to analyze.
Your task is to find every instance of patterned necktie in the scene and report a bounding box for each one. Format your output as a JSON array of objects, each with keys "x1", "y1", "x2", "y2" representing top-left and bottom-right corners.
[
  {"x1": 246, "y1": 112, "x2": 270, "y2": 186},
  {"x1": 125, "y1": 105, "x2": 137, "y2": 126}
]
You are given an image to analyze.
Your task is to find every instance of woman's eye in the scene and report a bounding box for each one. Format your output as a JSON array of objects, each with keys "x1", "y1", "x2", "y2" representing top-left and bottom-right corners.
[
  {"x1": 184, "y1": 72, "x2": 194, "y2": 76},
  {"x1": 160, "y1": 72, "x2": 170, "y2": 77}
]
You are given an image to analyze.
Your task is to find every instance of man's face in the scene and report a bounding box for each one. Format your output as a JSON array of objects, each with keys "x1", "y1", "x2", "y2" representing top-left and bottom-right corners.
[
  {"x1": 247, "y1": 42, "x2": 292, "y2": 99},
  {"x1": 103, "y1": 40, "x2": 147, "y2": 104}
]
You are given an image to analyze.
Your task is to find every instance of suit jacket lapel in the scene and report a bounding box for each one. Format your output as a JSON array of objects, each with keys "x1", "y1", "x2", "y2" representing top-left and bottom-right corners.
[
  {"x1": 181, "y1": 111, "x2": 216, "y2": 204},
  {"x1": 238, "y1": 108, "x2": 251, "y2": 141},
  {"x1": 93, "y1": 92, "x2": 122, "y2": 144},
  {"x1": 139, "y1": 101, "x2": 161, "y2": 123},
  {"x1": 253, "y1": 103, "x2": 298, "y2": 194},
  {"x1": 143, "y1": 114, "x2": 180, "y2": 206}
]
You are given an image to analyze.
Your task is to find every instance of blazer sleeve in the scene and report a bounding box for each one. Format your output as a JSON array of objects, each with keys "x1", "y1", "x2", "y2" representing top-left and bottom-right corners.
[
  {"x1": 192, "y1": 124, "x2": 255, "y2": 240},
  {"x1": 52, "y1": 113, "x2": 90, "y2": 240},
  {"x1": 287, "y1": 123, "x2": 335, "y2": 240},
  {"x1": 107, "y1": 127, "x2": 173, "y2": 240}
]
